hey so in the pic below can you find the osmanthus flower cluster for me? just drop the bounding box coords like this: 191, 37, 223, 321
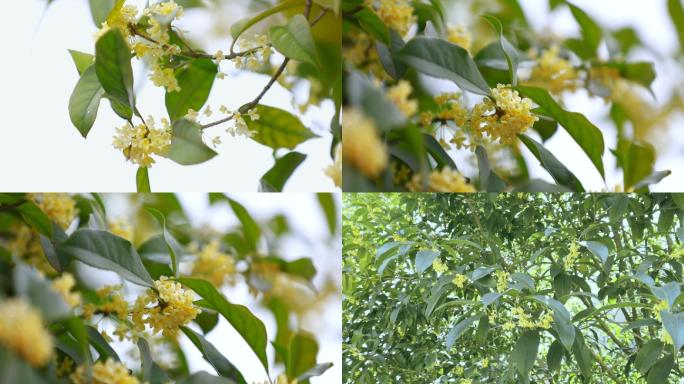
0, 192, 337, 383
343, 193, 684, 383
342, 0, 680, 192
67, 0, 342, 191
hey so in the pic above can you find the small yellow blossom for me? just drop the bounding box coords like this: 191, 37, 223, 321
662, 330, 674, 345
386, 80, 418, 117
342, 108, 388, 179
52, 273, 81, 308
653, 300, 669, 321
34, 193, 77, 229
0, 299, 53, 367
406, 167, 475, 192
471, 84, 538, 144
452, 274, 468, 288
371, 0, 415, 36
536, 312, 554, 329
482, 357, 489, 368
191, 240, 237, 287
453, 366, 464, 375
432, 258, 448, 274
112, 116, 172, 167
227, 112, 255, 138
495, 270, 509, 292
668, 244, 684, 260
447, 24, 472, 52
211, 136, 222, 147
214, 50, 225, 63
71, 358, 139, 384
502, 321, 515, 331
324, 143, 342, 187
149, 65, 180, 92
108, 216, 133, 241
460, 379, 473, 384
132, 276, 200, 338
564, 242, 580, 270
83, 285, 129, 320
528, 46, 579, 94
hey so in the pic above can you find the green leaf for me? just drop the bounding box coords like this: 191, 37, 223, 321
316, 193, 337, 235
181, 326, 246, 384
269, 14, 320, 67
424, 134, 458, 170
475, 146, 507, 192
415, 249, 439, 273
178, 278, 269, 372
138, 338, 170, 384
68, 50, 95, 75
446, 315, 479, 349
482, 15, 520, 85
345, 70, 406, 131
167, 119, 217, 165
145, 208, 182, 277
95, 28, 135, 110
297, 362, 334, 381
396, 37, 491, 96
283, 258, 317, 280
86, 325, 120, 361
227, 198, 261, 251
634, 339, 663, 375
230, 0, 301, 40
194, 310, 219, 334
661, 311, 684, 352
179, 372, 235, 384
18, 201, 52, 238
244, 105, 316, 149
652, 282, 681, 309
647, 354, 674, 384
57, 229, 154, 287
88, 0, 117, 26
165, 59, 218, 122
353, 7, 390, 44
518, 134, 585, 191
516, 86, 605, 178
69, 65, 105, 138
286, 332, 318, 380
572, 330, 593, 379
13, 263, 72, 321
547, 340, 564, 372
566, 2, 602, 57
512, 330, 540, 379
481, 292, 502, 306
137, 167, 151, 192
668, 0, 684, 52
532, 295, 571, 322
260, 152, 306, 192
579, 240, 608, 263
618, 140, 656, 190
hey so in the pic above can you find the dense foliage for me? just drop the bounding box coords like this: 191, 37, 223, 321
0, 192, 338, 383
343, 193, 684, 383
341, 0, 683, 192
66, 0, 342, 191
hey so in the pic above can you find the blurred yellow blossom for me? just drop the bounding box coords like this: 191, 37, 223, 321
387, 80, 418, 117
370, 0, 415, 36
343, 108, 388, 179
0, 298, 53, 367
447, 24, 472, 51
108, 216, 133, 241
324, 143, 342, 187
34, 193, 77, 229
71, 358, 139, 384
406, 167, 475, 192
528, 46, 579, 94
191, 240, 237, 287
52, 273, 81, 308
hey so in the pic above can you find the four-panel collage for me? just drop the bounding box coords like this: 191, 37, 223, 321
1, 0, 684, 383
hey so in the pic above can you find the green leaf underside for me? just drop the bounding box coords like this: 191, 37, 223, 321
244, 105, 316, 149
69, 65, 105, 138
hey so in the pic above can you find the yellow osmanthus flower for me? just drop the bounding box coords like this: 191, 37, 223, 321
452, 274, 468, 288
108, 216, 133, 241
502, 321, 515, 331
528, 46, 579, 94
653, 300, 669, 321
71, 358, 139, 384
460, 379, 473, 384
406, 167, 475, 192
342, 108, 388, 179
369, 0, 415, 36
669, 244, 684, 260
93, 4, 138, 41
536, 312, 554, 329
494, 270, 509, 292
6, 225, 55, 275
324, 143, 342, 187
386, 80, 418, 117
83, 285, 129, 320
432, 258, 448, 274
662, 330, 674, 345
565, 242, 580, 270
482, 357, 489, 368
447, 24, 472, 52
0, 298, 53, 367
191, 240, 237, 287
149, 65, 180, 92
34, 193, 78, 229
453, 366, 464, 375
52, 273, 81, 308
471, 85, 538, 145
112, 116, 172, 167
132, 276, 200, 338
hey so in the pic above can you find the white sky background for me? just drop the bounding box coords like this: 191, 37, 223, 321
77, 193, 342, 383
0, 0, 336, 192
445, 0, 684, 191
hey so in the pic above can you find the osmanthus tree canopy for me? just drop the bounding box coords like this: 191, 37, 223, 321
343, 193, 684, 383
341, 0, 682, 192
65, 0, 342, 191
0, 192, 338, 383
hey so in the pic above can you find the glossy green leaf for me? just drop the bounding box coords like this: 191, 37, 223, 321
482, 15, 520, 84
95, 28, 134, 110
396, 37, 491, 96
18, 201, 52, 238
166, 59, 217, 122
446, 315, 479, 349
260, 152, 306, 192
244, 105, 316, 149
145, 207, 182, 277
353, 7, 390, 44
316, 193, 337, 235
68, 49, 95, 75
647, 354, 674, 384
179, 278, 269, 372
227, 197, 260, 251
269, 14, 320, 67
181, 326, 246, 384
86, 325, 120, 361
579, 240, 608, 263
167, 119, 217, 165
572, 330, 593, 379
619, 140, 656, 190
286, 332, 318, 380
57, 229, 154, 287
415, 249, 439, 273
516, 86, 605, 178
513, 330, 540, 379
635, 339, 663, 375
566, 2, 602, 57
518, 134, 585, 191
69, 65, 104, 138
136, 166, 151, 192
230, 0, 301, 40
